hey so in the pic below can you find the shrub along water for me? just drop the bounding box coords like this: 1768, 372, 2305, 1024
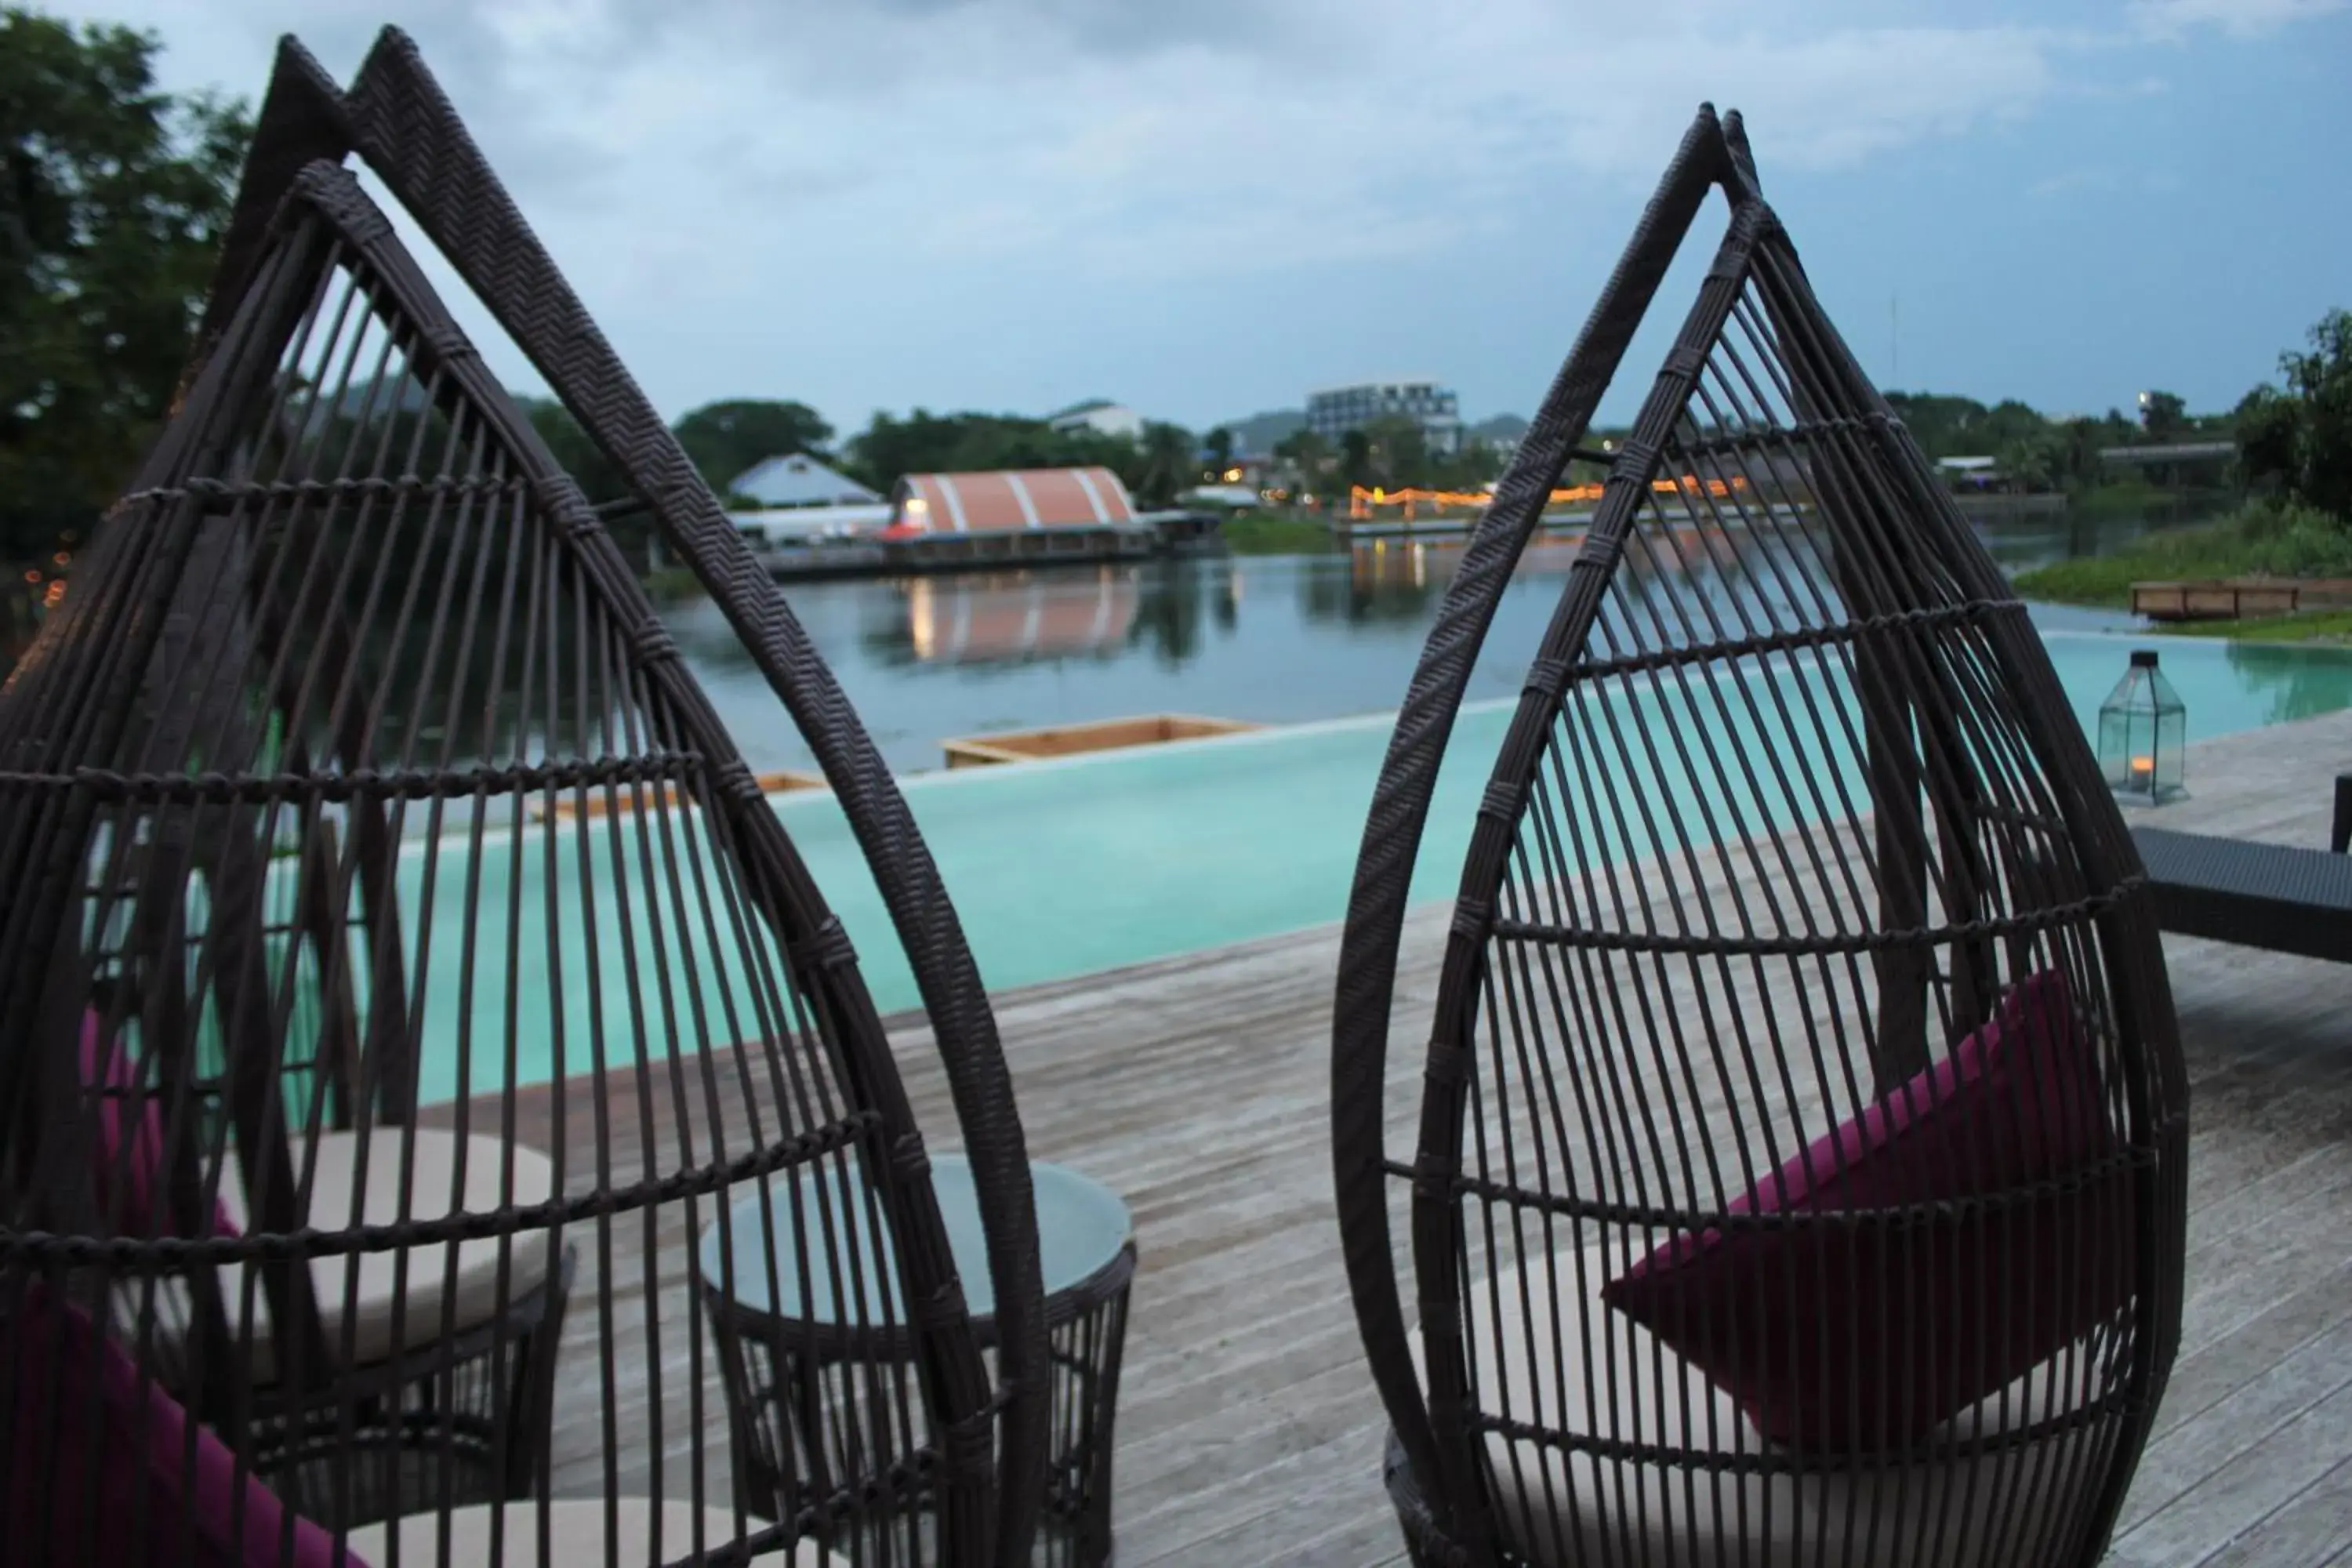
2013, 500, 2352, 608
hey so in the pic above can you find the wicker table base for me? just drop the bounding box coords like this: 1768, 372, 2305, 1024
701, 1156, 1134, 1566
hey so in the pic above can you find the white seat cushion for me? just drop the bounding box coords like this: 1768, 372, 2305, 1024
344, 1499, 799, 1566
1414, 1250, 2097, 1568
203, 1127, 557, 1381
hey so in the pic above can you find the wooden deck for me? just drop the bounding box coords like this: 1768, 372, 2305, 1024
457, 703, 2352, 1566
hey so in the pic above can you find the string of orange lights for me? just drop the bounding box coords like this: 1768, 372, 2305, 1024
1345, 475, 1749, 518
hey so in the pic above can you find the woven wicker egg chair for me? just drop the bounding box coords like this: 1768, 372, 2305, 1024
1329, 108, 2188, 1568
0, 30, 1047, 1567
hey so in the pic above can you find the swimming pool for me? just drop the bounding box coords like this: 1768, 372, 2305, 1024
396, 628, 2352, 1102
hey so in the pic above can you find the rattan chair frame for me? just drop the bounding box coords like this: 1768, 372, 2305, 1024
0, 27, 1048, 1566
1330, 107, 2188, 1567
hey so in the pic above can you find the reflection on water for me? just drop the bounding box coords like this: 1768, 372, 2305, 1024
2224, 641, 2352, 726
867, 570, 1141, 667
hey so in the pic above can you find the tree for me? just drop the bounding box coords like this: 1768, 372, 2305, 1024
1272, 428, 1332, 501
2139, 390, 2187, 440
1362, 415, 1430, 488
2235, 385, 2300, 496
1442, 439, 1504, 489
1338, 429, 1374, 492
1980, 399, 2049, 451
2280, 310, 2352, 521
1995, 429, 2063, 493
0, 9, 252, 562
1202, 426, 1234, 473
2055, 418, 2106, 491
1882, 392, 1993, 459
841, 408, 1145, 494
2236, 310, 2352, 521
1133, 420, 1197, 506
1272, 427, 1327, 467
670, 398, 833, 494
519, 397, 628, 506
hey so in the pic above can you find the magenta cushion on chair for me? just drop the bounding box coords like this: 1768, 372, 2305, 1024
3, 1283, 364, 1566
1600, 968, 2136, 1452
81, 1010, 239, 1239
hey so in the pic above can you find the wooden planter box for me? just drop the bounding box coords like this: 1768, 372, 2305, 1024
534, 769, 826, 821
941, 713, 1261, 769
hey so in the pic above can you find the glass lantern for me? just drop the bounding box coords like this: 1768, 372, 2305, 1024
2099, 648, 2187, 805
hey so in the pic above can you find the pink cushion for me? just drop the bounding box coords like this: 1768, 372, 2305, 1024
81, 1011, 238, 1239
2, 1283, 364, 1566
1601, 969, 2136, 1452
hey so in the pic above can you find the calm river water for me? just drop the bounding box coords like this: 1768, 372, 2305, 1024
669, 509, 2189, 776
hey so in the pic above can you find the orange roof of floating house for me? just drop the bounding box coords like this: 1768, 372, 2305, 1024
885, 467, 1138, 537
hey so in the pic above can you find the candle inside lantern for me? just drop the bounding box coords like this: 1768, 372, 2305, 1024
2129, 753, 2154, 789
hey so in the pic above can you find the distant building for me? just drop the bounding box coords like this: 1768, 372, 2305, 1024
884, 467, 1139, 537
1305, 379, 1463, 456
1179, 484, 1262, 512
1047, 399, 1146, 442
728, 452, 880, 508
1937, 454, 2004, 491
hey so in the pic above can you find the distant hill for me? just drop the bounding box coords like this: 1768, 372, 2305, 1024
1213, 408, 1306, 456
1469, 413, 1529, 448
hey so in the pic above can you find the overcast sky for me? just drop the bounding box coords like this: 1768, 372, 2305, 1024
54, 0, 2352, 437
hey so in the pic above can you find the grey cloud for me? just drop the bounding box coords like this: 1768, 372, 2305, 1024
514, 0, 1323, 67
203, 3, 622, 209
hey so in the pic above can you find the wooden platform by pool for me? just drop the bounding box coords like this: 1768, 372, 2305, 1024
940, 713, 1261, 769
2132, 577, 2352, 622
532, 769, 827, 821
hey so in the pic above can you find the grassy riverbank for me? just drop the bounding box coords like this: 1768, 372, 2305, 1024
1218, 510, 1340, 554
2013, 501, 2352, 608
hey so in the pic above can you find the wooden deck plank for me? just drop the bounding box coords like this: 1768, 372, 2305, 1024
2194, 1453, 2352, 1567
431, 702, 2352, 1563
2109, 1381, 2352, 1567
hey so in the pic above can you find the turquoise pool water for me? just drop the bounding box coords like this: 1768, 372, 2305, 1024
396, 630, 2352, 1102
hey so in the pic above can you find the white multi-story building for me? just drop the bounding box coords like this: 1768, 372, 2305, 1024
1047, 399, 1147, 442
1305, 379, 1463, 456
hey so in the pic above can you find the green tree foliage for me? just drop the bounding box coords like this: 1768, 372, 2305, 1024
2235, 385, 2299, 495
2139, 390, 2187, 439
1202, 426, 1234, 470
841, 408, 1198, 507
2236, 309, 2352, 523
1283, 415, 1501, 495
519, 397, 628, 506
1882, 390, 2138, 466
1995, 428, 2063, 492
0, 7, 251, 560
1271, 427, 1328, 471
1269, 427, 1333, 506
1361, 414, 1428, 488
670, 397, 833, 493
844, 409, 1143, 489
1133, 421, 1196, 506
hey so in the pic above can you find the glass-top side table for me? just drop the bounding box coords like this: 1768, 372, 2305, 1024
699, 1153, 1134, 1566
